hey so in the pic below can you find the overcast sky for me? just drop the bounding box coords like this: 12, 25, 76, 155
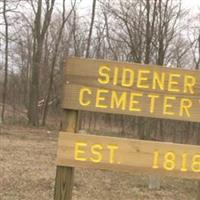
73, 0, 200, 30
76, 0, 200, 13
182, 0, 200, 9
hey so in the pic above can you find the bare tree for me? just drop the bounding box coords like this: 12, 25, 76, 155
191, 31, 200, 70
1, 0, 9, 123
144, 0, 157, 64
155, 0, 183, 65
85, 0, 97, 58
28, 0, 55, 126
42, 0, 76, 126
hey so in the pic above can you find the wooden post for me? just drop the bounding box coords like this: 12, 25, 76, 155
196, 124, 200, 200
54, 109, 78, 200
197, 181, 200, 200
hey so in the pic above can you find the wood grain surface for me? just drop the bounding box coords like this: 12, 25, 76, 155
57, 132, 200, 180
62, 57, 200, 122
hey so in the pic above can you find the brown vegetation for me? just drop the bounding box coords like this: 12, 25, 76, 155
0, 125, 198, 200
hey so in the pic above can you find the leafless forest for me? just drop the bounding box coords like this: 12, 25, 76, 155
0, 0, 200, 199
0, 0, 200, 128
0, 0, 199, 135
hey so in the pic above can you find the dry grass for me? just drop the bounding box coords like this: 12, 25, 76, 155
0, 125, 198, 200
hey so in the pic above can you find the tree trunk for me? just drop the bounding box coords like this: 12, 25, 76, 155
28, 0, 55, 126
28, 42, 42, 126
85, 0, 96, 58
144, 0, 151, 64
42, 0, 75, 126
83, 0, 97, 131
1, 0, 9, 123
28, 0, 42, 126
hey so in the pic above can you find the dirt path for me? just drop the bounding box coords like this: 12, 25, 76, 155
0, 126, 198, 200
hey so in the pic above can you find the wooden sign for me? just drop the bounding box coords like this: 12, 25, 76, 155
62, 57, 200, 122
57, 132, 200, 179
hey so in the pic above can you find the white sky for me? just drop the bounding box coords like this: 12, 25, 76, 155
182, 0, 200, 10
77, 0, 200, 13
74, 0, 200, 29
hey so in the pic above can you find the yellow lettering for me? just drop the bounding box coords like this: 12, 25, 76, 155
152, 72, 165, 91
121, 68, 134, 87
137, 70, 150, 89
168, 74, 181, 92
111, 91, 127, 110
113, 67, 119, 85
184, 75, 196, 94
129, 93, 142, 112
180, 153, 188, 172
98, 66, 110, 84
90, 144, 103, 163
79, 88, 92, 106
163, 96, 176, 115
179, 98, 192, 117
96, 89, 109, 108
107, 144, 119, 164
74, 142, 87, 161
163, 152, 176, 171
152, 150, 160, 169
191, 154, 200, 172
148, 94, 159, 113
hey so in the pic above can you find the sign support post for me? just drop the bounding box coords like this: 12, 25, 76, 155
54, 109, 78, 200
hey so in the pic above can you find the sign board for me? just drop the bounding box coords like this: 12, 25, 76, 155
57, 132, 200, 179
55, 57, 200, 200
62, 57, 200, 122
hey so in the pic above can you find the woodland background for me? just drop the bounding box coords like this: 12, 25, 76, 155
0, 0, 200, 199
0, 0, 199, 143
